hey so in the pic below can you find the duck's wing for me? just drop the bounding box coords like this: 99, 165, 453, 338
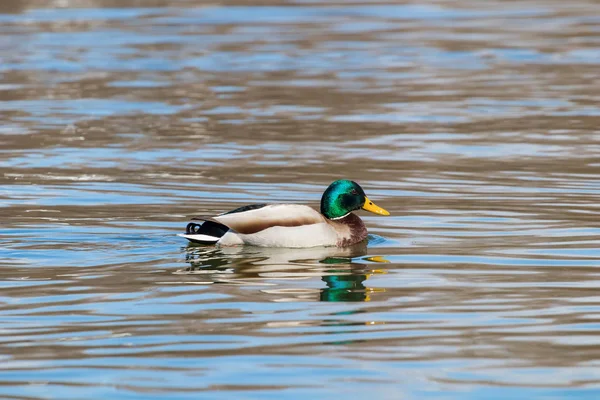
212, 204, 326, 235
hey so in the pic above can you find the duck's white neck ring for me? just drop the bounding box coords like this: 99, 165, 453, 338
329, 212, 351, 220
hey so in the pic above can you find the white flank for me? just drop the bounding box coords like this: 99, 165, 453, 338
216, 231, 244, 246
237, 222, 339, 248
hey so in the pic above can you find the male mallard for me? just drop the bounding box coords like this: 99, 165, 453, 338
179, 179, 389, 248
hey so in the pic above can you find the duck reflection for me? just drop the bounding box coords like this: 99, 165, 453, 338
180, 242, 387, 302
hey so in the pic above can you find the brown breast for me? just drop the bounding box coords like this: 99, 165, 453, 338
328, 213, 368, 247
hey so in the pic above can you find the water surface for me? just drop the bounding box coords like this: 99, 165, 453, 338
2, 0, 600, 398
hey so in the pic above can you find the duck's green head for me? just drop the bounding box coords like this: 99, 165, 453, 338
320, 180, 390, 220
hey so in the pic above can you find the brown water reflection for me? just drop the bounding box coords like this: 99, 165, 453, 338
1, 0, 600, 398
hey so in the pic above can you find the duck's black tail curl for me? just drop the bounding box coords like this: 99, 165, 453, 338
184, 220, 229, 245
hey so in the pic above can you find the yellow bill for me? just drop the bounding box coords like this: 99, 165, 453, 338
362, 197, 390, 216
364, 257, 390, 264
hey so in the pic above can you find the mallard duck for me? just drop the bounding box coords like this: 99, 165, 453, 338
179, 179, 389, 248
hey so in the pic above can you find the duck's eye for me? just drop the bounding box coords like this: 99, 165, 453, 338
351, 189, 358, 195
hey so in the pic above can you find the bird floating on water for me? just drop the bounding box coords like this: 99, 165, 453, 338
179, 179, 389, 248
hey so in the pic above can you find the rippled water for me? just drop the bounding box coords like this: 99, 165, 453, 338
2, 0, 600, 398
